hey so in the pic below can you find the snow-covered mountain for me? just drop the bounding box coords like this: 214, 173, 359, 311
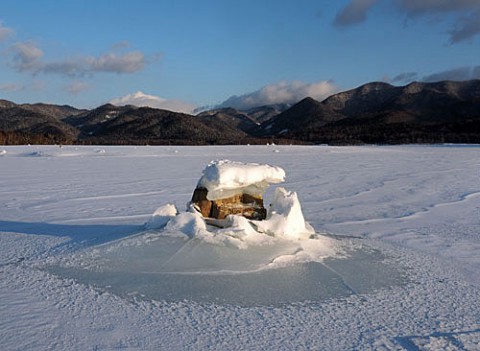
255, 80, 480, 144
1, 79, 480, 145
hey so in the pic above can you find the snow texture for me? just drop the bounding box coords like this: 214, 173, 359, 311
1, 144, 479, 350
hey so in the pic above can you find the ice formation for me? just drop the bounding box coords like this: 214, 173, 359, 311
146, 160, 314, 244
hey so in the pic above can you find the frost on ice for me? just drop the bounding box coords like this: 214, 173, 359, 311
146, 160, 315, 243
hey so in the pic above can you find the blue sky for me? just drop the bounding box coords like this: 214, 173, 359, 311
1, 0, 479, 112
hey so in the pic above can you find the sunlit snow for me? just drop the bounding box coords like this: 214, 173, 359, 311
1, 144, 479, 350
197, 159, 285, 199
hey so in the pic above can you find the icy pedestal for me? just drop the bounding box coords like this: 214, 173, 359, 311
48, 234, 406, 306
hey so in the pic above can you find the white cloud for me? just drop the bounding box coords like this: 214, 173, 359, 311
42, 51, 146, 76
110, 91, 197, 114
11, 41, 43, 72
9, 41, 147, 76
87, 51, 146, 74
0, 22, 14, 41
218, 80, 338, 110
43, 59, 87, 77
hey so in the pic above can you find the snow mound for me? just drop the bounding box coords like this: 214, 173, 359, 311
252, 187, 314, 239
197, 160, 285, 199
146, 161, 316, 247
166, 212, 208, 238
144, 204, 178, 229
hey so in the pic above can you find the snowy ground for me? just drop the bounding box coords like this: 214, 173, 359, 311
1, 144, 479, 350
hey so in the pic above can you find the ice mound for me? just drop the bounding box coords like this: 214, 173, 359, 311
198, 160, 285, 200
146, 160, 315, 246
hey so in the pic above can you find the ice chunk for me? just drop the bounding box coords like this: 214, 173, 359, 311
252, 187, 314, 240
197, 160, 285, 200
144, 204, 178, 229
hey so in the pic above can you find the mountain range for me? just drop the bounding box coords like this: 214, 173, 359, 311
1, 80, 480, 145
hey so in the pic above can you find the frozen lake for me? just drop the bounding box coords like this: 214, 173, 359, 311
48, 234, 406, 306
1, 144, 479, 350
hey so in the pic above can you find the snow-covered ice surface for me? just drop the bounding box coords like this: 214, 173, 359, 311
1, 144, 479, 350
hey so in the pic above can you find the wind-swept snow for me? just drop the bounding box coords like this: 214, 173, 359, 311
0, 144, 479, 350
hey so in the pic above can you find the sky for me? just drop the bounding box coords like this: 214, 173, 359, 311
1, 0, 479, 113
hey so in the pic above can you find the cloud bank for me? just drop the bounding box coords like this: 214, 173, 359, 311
422, 66, 480, 82
391, 72, 418, 83
334, 0, 480, 43
11, 41, 44, 72
9, 41, 147, 77
389, 66, 480, 84
218, 80, 338, 110
110, 91, 197, 114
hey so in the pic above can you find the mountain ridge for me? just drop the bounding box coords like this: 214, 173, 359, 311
1, 79, 480, 145
260, 79, 480, 144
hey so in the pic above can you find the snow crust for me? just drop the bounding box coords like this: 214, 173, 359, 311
197, 159, 285, 199
1, 144, 480, 350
